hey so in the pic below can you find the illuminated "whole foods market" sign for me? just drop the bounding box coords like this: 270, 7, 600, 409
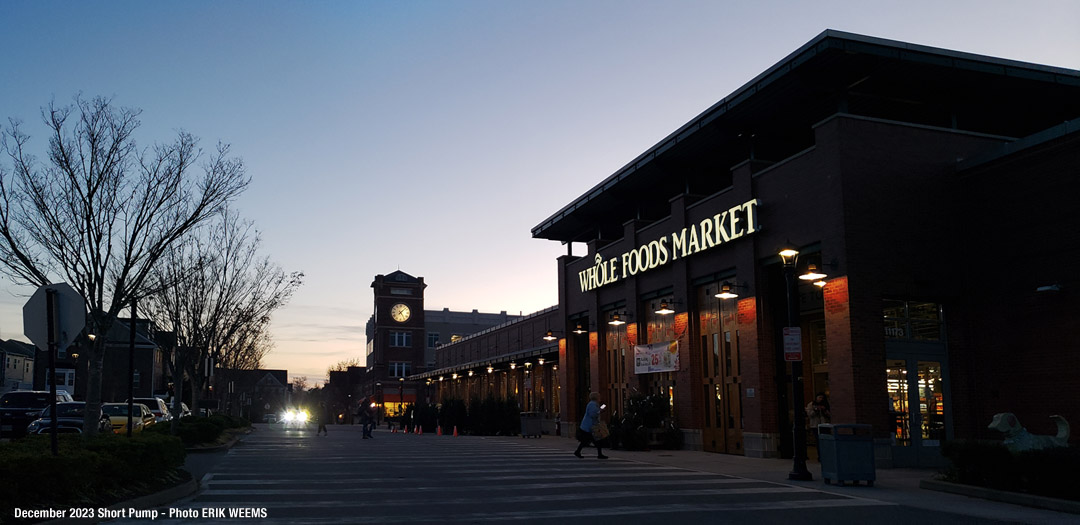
578, 198, 760, 293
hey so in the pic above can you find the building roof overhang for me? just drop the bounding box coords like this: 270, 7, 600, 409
531, 29, 1080, 244
411, 342, 559, 381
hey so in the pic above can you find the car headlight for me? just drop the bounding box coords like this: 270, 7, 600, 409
282, 411, 294, 422
299, 410, 309, 423
27, 422, 40, 432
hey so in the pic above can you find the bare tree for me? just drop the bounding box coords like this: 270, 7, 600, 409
143, 208, 302, 424
326, 356, 363, 379
0, 95, 249, 435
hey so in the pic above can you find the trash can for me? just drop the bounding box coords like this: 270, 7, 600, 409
520, 412, 542, 438
818, 424, 875, 486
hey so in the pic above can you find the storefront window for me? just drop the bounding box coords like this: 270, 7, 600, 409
883, 300, 943, 341
642, 296, 676, 415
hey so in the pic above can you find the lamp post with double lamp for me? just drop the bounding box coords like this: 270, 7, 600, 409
398, 377, 404, 416
779, 245, 813, 481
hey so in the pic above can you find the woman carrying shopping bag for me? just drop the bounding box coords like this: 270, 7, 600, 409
574, 392, 608, 459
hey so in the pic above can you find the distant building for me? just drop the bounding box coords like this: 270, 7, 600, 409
212, 368, 290, 422
350, 270, 520, 416
35, 317, 165, 401
1, 339, 36, 391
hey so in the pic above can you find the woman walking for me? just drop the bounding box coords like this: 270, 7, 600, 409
574, 392, 608, 459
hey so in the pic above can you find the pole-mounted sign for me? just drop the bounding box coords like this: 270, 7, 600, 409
23, 283, 86, 456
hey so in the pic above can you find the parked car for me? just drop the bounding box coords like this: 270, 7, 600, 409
0, 390, 75, 438
102, 403, 156, 434
25, 402, 112, 435
130, 397, 172, 423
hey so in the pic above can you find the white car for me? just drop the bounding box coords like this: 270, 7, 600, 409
130, 397, 173, 423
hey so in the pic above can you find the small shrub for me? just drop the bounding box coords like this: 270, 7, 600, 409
942, 439, 1080, 501
941, 439, 1020, 491
1017, 447, 1080, 501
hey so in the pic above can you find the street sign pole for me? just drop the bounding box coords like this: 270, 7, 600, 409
23, 283, 86, 443
46, 289, 58, 456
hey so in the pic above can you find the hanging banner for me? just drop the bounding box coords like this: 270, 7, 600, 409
634, 341, 680, 374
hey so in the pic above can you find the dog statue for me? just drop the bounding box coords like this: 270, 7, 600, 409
988, 413, 1070, 452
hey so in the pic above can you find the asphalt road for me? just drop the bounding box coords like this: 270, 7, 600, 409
114, 424, 1018, 524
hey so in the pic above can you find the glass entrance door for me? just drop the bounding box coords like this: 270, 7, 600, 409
698, 284, 743, 454
886, 356, 950, 467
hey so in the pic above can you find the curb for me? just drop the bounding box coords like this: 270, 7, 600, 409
920, 479, 1080, 515
184, 427, 252, 453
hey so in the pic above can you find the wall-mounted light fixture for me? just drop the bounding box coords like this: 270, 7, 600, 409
572, 323, 586, 334
655, 301, 676, 315
608, 312, 629, 326
452, 373, 458, 380
538, 357, 545, 366
467, 370, 474, 377
800, 263, 828, 281
715, 281, 741, 299
543, 330, 557, 341
509, 362, 517, 370
487, 365, 494, 374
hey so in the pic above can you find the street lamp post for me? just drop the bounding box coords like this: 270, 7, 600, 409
398, 377, 404, 416
375, 382, 382, 426
780, 246, 813, 481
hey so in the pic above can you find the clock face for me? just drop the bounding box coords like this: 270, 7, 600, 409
390, 303, 411, 323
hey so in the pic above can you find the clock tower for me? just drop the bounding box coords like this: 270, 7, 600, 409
368, 271, 426, 393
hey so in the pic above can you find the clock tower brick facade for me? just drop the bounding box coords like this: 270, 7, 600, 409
368, 271, 427, 392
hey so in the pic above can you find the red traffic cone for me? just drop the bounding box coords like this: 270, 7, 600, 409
453, 426, 458, 437
418, 426, 423, 435
437, 425, 443, 436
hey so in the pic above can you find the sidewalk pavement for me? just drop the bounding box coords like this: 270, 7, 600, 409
496, 434, 1079, 525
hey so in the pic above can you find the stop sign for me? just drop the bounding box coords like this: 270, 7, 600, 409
23, 283, 87, 351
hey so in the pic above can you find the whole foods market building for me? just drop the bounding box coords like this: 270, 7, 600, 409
533, 30, 1080, 467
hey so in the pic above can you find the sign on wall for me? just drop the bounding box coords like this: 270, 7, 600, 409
578, 198, 761, 293
634, 341, 680, 374
783, 327, 802, 362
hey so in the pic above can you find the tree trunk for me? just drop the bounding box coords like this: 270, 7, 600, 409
168, 348, 184, 434
82, 340, 106, 437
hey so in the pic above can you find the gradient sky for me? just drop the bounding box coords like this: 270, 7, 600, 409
2, 1, 1078, 384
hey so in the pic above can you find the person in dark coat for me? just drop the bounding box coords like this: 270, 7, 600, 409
358, 397, 375, 439
316, 402, 329, 436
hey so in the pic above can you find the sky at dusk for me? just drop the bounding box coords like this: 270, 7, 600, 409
2, 1, 1078, 384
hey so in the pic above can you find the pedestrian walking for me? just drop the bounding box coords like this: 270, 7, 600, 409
806, 392, 831, 458
316, 402, 329, 436
359, 398, 375, 439
574, 392, 608, 459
